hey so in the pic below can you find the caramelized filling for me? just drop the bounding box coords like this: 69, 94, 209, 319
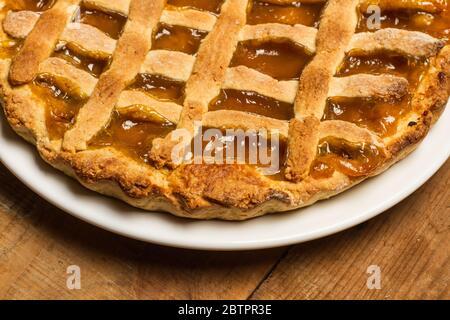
167, 0, 224, 14
78, 7, 127, 40
338, 54, 429, 93
230, 40, 312, 80
129, 74, 185, 104
334, 54, 429, 136
90, 111, 175, 163
0, 40, 22, 59
5, 0, 55, 11
52, 45, 109, 78
337, 54, 428, 89
311, 137, 385, 179
209, 89, 294, 120
32, 78, 84, 141
323, 97, 411, 137
152, 23, 208, 55
348, 4, 450, 140
190, 128, 287, 176
116, 105, 173, 124
357, 8, 450, 41
247, 0, 323, 27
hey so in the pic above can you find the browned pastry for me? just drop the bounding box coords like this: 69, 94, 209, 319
0, 0, 449, 220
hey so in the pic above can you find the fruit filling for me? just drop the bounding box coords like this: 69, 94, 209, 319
230, 40, 312, 80
0, 1, 54, 56
128, 74, 185, 104
52, 7, 127, 77
5, 0, 55, 11
77, 6, 127, 40
189, 128, 287, 176
335, 0, 442, 137
166, 0, 224, 14
32, 78, 84, 141
311, 137, 385, 179
52, 45, 109, 78
247, 0, 324, 27
332, 54, 430, 136
357, 4, 450, 41
152, 23, 208, 55
323, 97, 411, 137
90, 111, 175, 163
209, 89, 294, 120
337, 54, 428, 89
0, 40, 22, 59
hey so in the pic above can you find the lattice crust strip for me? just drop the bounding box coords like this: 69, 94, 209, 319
1, 0, 217, 135
151, 0, 251, 166
143, 0, 443, 177
161, 8, 217, 31
4, 13, 199, 80
63, 0, 166, 152
9, 0, 81, 85
284, 0, 447, 182
83, 0, 131, 16
1, 0, 448, 187
349, 29, 444, 57
239, 23, 317, 53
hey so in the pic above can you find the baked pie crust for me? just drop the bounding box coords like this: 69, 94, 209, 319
0, 0, 449, 220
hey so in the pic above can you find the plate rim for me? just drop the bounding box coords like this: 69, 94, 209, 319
1, 107, 449, 251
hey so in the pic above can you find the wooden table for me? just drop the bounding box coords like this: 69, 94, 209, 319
0, 160, 448, 300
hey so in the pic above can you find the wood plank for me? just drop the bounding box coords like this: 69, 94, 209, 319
251, 160, 450, 300
0, 159, 448, 299
0, 163, 286, 299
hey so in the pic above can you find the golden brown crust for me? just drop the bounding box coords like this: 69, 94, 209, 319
161, 7, 217, 31
3, 11, 39, 39
224, 66, 298, 103
349, 29, 445, 58
328, 74, 409, 100
63, 0, 166, 152
0, 0, 449, 221
285, 117, 320, 182
239, 23, 317, 53
150, 0, 250, 168
9, 0, 80, 85
39, 57, 97, 98
142, 50, 195, 81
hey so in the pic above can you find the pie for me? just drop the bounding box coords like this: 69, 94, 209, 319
0, 0, 449, 220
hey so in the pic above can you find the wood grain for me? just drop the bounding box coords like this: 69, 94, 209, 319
0, 160, 448, 300
251, 160, 450, 300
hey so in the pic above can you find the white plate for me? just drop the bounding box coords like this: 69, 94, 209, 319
1, 107, 449, 251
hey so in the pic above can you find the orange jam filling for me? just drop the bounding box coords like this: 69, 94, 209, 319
357, 6, 450, 41
323, 97, 411, 137
152, 23, 208, 55
191, 128, 287, 176
311, 137, 385, 179
337, 54, 428, 89
209, 89, 294, 120
5, 0, 55, 11
333, 54, 430, 137
129, 74, 185, 104
0, 40, 22, 59
52, 45, 109, 77
167, 0, 224, 14
32, 78, 84, 141
78, 6, 127, 40
230, 40, 312, 80
90, 111, 175, 163
247, 0, 324, 27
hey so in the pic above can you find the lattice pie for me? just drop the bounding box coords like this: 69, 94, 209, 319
0, 0, 449, 220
